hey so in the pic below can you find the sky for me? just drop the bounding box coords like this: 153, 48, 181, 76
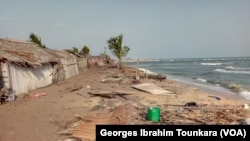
0, 0, 250, 59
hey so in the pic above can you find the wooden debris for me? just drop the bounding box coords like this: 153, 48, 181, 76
58, 104, 145, 141
161, 104, 247, 125
148, 73, 166, 81
68, 86, 83, 92
132, 83, 174, 95
58, 103, 248, 140
208, 95, 221, 100
101, 77, 123, 83
59, 113, 113, 141
88, 91, 132, 100
184, 102, 197, 107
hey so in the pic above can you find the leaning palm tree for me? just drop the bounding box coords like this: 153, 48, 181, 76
29, 33, 46, 48
107, 34, 130, 69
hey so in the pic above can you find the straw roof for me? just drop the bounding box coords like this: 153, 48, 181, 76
0, 38, 73, 68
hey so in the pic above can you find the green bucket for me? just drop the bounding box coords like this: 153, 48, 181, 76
147, 107, 160, 122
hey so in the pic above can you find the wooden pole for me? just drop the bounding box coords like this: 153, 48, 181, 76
136, 59, 139, 80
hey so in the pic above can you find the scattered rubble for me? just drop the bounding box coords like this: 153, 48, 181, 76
58, 102, 249, 140
58, 104, 145, 141
161, 103, 248, 125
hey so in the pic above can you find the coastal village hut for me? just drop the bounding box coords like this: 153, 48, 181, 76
0, 38, 79, 96
87, 55, 110, 67
45, 49, 79, 82
66, 51, 88, 71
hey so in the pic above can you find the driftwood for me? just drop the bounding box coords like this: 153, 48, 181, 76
148, 73, 166, 81
88, 91, 132, 100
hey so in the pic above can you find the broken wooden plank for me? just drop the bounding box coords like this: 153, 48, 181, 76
101, 78, 123, 83
68, 86, 83, 92
148, 73, 166, 81
132, 83, 175, 95
88, 91, 132, 100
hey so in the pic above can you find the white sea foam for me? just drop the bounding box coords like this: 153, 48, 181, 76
138, 68, 157, 75
214, 69, 250, 74
215, 84, 220, 87
203, 58, 218, 61
237, 58, 250, 60
239, 91, 250, 100
225, 66, 235, 70
201, 63, 222, 66
225, 66, 250, 70
196, 78, 207, 82
203, 58, 229, 61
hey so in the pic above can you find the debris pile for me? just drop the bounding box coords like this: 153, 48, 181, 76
0, 87, 16, 104
58, 104, 146, 141
160, 103, 248, 125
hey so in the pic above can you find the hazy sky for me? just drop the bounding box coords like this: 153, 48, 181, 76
1, 0, 250, 59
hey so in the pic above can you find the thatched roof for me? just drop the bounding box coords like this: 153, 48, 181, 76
0, 38, 75, 68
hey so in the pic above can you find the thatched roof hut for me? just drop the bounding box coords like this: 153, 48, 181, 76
0, 38, 79, 96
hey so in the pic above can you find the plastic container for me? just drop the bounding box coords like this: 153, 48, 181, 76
147, 107, 160, 122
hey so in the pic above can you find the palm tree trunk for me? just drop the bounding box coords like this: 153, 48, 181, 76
118, 58, 122, 69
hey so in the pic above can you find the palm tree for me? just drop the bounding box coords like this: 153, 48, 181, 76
107, 34, 130, 69
29, 33, 46, 48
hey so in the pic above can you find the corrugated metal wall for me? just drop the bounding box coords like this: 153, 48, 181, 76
0, 62, 10, 89
51, 64, 65, 82
60, 57, 79, 79
9, 64, 53, 95
77, 58, 88, 69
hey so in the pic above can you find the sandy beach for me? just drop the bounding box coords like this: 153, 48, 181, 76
0, 65, 249, 141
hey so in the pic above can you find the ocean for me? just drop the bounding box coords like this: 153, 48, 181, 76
124, 57, 250, 101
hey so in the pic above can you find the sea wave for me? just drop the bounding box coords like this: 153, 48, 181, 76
214, 69, 250, 74
203, 58, 231, 61
237, 57, 250, 60
193, 78, 207, 82
203, 58, 218, 61
225, 66, 250, 70
137, 64, 152, 67
201, 63, 222, 66
138, 68, 157, 75
239, 91, 250, 100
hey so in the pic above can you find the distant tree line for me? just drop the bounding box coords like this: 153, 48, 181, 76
28, 32, 130, 69
66, 45, 90, 57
